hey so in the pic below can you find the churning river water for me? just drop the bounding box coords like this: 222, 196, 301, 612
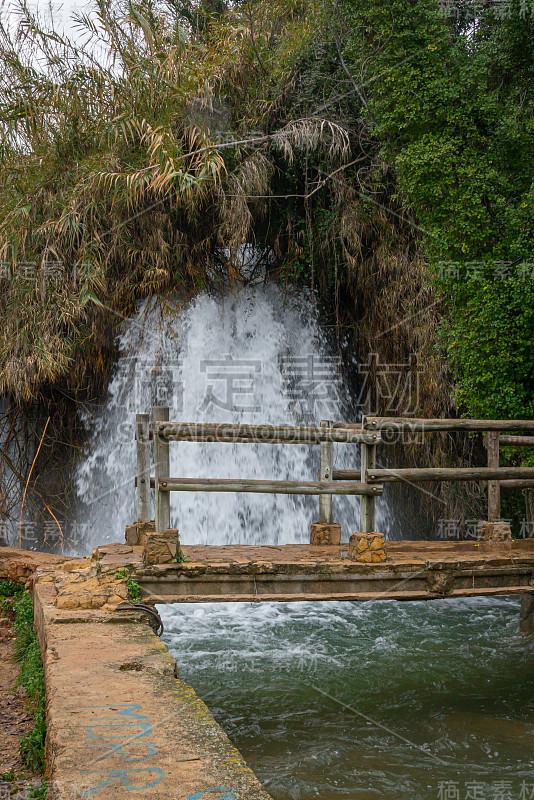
75, 285, 534, 800
160, 597, 534, 800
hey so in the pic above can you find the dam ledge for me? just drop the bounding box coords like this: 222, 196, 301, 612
106, 538, 534, 604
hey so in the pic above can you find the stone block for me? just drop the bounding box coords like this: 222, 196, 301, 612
310, 522, 341, 546
477, 520, 512, 542
348, 532, 387, 563
125, 524, 140, 546
427, 570, 454, 596
520, 592, 534, 635
520, 615, 534, 636
143, 529, 180, 566
521, 592, 534, 620
53, 570, 131, 610
126, 520, 156, 546
139, 521, 156, 545
61, 557, 91, 572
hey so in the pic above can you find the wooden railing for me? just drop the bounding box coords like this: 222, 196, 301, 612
334, 417, 534, 528
136, 409, 382, 533
135, 410, 534, 535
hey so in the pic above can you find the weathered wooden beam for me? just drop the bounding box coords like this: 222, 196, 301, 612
136, 413, 150, 524
359, 441, 377, 533
501, 480, 534, 490
361, 416, 534, 432
153, 407, 170, 533
487, 431, 500, 522
319, 420, 334, 524
158, 478, 383, 496
499, 436, 534, 446
332, 467, 534, 482
152, 421, 381, 445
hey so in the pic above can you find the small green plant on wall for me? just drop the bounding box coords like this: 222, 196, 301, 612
114, 568, 140, 602
127, 576, 140, 602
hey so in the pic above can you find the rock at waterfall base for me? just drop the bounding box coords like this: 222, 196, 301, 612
310, 523, 341, 546
348, 532, 387, 562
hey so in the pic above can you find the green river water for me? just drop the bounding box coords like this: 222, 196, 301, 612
160, 597, 534, 800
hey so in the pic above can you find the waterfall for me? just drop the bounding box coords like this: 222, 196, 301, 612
75, 285, 383, 553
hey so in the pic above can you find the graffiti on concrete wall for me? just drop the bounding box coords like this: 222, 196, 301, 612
79, 702, 243, 800
81, 703, 165, 796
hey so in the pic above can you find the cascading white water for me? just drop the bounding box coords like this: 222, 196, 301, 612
75, 284, 384, 553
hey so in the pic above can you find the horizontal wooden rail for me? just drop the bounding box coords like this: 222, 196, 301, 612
140, 411, 534, 534
152, 422, 380, 445
501, 480, 534, 490
360, 416, 534, 432
332, 467, 534, 482
157, 478, 383, 496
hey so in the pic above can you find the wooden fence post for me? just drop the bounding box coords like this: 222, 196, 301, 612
487, 431, 501, 522
319, 420, 333, 524
136, 413, 150, 523
360, 440, 377, 533
153, 406, 170, 533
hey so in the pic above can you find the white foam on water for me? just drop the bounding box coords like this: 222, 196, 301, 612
75, 285, 383, 552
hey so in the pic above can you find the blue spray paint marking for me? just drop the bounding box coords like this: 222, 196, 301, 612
80, 768, 166, 796
83, 704, 242, 799
82, 704, 165, 795
86, 742, 157, 762
87, 704, 149, 719
85, 720, 153, 740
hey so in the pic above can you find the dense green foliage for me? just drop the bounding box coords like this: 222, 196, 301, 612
0, 579, 24, 598
13, 592, 46, 773
352, 0, 534, 420
444, 281, 534, 419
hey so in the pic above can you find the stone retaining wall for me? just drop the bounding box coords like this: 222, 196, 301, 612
31, 565, 273, 800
